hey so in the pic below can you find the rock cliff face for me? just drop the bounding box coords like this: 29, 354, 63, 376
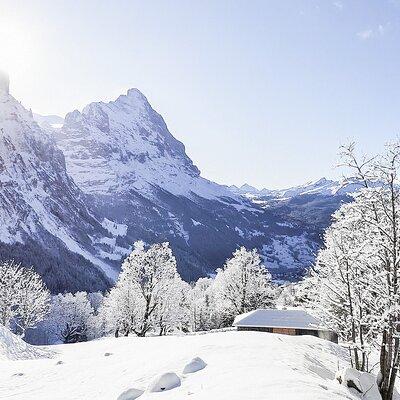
0, 87, 116, 292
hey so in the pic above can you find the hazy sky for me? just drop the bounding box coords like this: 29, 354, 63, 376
1, 0, 399, 189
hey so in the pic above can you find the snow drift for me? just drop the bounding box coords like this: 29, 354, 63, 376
0, 325, 53, 361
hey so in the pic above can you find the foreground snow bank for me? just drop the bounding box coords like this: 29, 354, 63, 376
0, 325, 53, 361
0, 330, 371, 399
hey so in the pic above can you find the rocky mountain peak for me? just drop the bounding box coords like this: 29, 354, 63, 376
57, 88, 204, 196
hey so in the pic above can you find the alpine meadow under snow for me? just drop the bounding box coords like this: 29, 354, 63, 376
0, 328, 381, 400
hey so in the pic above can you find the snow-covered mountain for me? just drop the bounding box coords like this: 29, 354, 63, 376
230, 177, 360, 198
0, 77, 118, 292
55, 88, 234, 201
53, 89, 273, 281
53, 88, 352, 283
0, 79, 354, 290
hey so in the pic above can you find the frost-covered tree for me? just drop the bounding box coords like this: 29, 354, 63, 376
190, 277, 215, 331
0, 261, 50, 338
308, 142, 400, 400
152, 277, 191, 335
275, 281, 316, 309
101, 277, 145, 337
190, 277, 227, 331
48, 292, 95, 343
88, 292, 104, 314
213, 247, 275, 323
101, 242, 180, 337
305, 200, 375, 371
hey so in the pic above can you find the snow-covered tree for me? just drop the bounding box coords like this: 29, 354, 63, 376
101, 241, 181, 337
100, 277, 145, 337
213, 247, 276, 323
0, 261, 50, 338
152, 277, 192, 335
48, 292, 95, 343
190, 277, 227, 331
190, 277, 214, 331
305, 200, 376, 371
308, 141, 400, 400
275, 280, 316, 309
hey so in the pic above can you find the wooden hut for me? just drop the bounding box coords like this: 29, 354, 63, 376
233, 309, 338, 343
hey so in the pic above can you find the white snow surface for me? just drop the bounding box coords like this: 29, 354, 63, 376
0, 325, 53, 361
0, 330, 371, 399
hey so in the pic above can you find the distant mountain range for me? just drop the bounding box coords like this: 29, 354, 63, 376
0, 76, 356, 292
229, 177, 361, 198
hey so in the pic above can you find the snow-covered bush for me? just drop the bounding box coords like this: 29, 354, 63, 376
212, 247, 276, 323
47, 292, 96, 343
182, 356, 207, 374
0, 261, 50, 338
147, 372, 181, 392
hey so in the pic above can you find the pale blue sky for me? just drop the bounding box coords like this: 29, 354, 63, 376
1, 0, 399, 188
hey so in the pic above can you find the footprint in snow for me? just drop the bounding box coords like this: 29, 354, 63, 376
104, 352, 113, 357
56, 360, 64, 365
12, 372, 24, 377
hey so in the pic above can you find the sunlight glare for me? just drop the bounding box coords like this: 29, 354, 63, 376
0, 16, 38, 83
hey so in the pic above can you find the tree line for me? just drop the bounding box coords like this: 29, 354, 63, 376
0, 244, 276, 344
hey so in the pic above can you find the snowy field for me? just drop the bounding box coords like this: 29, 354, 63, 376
0, 328, 367, 400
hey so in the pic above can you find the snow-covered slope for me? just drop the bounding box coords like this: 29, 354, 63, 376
0, 84, 116, 292
0, 330, 365, 400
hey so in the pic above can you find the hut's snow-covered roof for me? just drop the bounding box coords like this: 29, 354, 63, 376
233, 309, 325, 331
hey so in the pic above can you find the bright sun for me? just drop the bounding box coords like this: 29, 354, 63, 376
0, 16, 38, 77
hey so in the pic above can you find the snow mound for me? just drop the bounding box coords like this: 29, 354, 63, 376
117, 388, 144, 400
147, 372, 181, 392
182, 357, 207, 374
0, 325, 53, 361
335, 368, 380, 400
